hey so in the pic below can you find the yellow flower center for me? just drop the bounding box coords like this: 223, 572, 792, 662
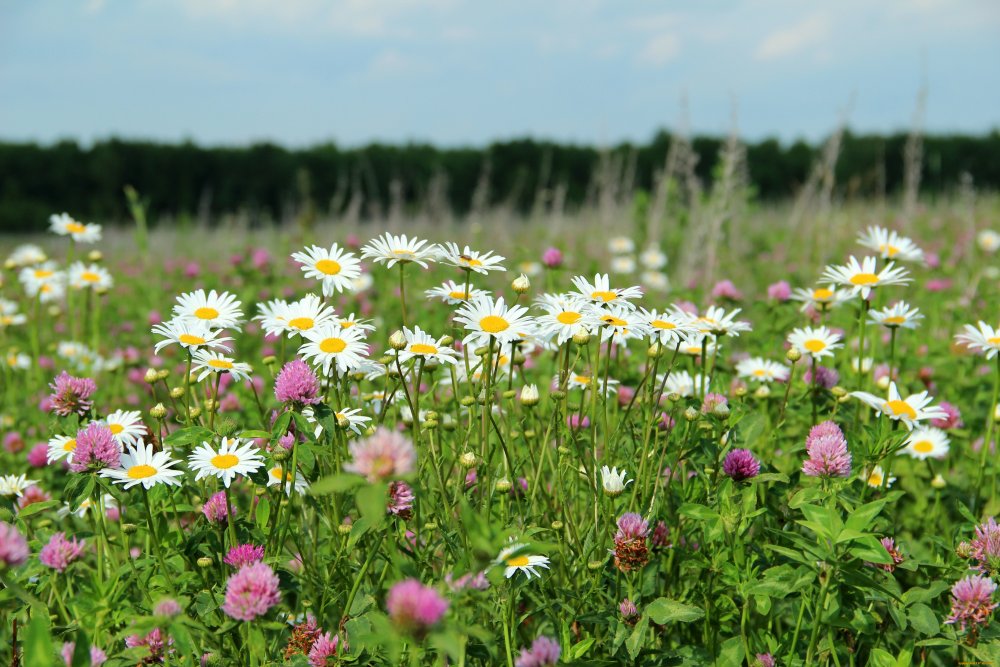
127, 465, 157, 479
34, 269, 53, 279
459, 257, 483, 267
879, 243, 899, 257
557, 311, 582, 325
287, 317, 314, 330
479, 315, 510, 334
179, 333, 206, 345
211, 454, 240, 469
208, 358, 234, 370
591, 290, 617, 302
392, 249, 414, 256
573, 374, 591, 385
884, 316, 905, 325
271, 466, 294, 482
602, 315, 627, 327
651, 319, 675, 329
813, 288, 834, 300
66, 222, 86, 234
340, 320, 356, 328
913, 440, 934, 454
885, 400, 917, 419
81, 271, 101, 283
506, 555, 530, 567
868, 473, 883, 486
849, 273, 879, 286
315, 259, 341, 275
988, 337, 1000, 346
320, 338, 347, 353
804, 339, 826, 353
109, 424, 124, 435
64, 439, 77, 452
448, 290, 469, 300
753, 369, 767, 377
195, 307, 219, 320
410, 343, 438, 355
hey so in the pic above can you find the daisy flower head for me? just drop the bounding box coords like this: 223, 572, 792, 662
902, 426, 950, 460
865, 465, 896, 489
173, 289, 243, 330
360, 232, 437, 269
49, 213, 101, 243
257, 294, 336, 339
596, 305, 650, 343
454, 295, 535, 349
534, 297, 601, 346
659, 370, 705, 398
571, 273, 643, 311
683, 305, 752, 338
298, 323, 369, 376
850, 382, 947, 431
821, 255, 911, 300
425, 279, 487, 305
869, 301, 923, 330
152, 318, 233, 355
640, 245, 667, 270
858, 226, 924, 263
497, 543, 550, 580
395, 326, 460, 366
68, 262, 113, 291
188, 437, 264, 488
642, 271, 670, 292
638, 308, 695, 346
600, 466, 633, 497
104, 409, 146, 447
0, 474, 37, 498
437, 242, 506, 274
562, 372, 619, 394
191, 349, 253, 383
736, 357, 791, 383
6, 244, 46, 268
610, 256, 636, 274
335, 312, 376, 333
100, 441, 184, 490
787, 326, 843, 360
267, 465, 309, 496
678, 334, 717, 358
291, 244, 362, 296
47, 434, 78, 464
608, 236, 635, 254
978, 230, 1000, 254
956, 321, 1000, 359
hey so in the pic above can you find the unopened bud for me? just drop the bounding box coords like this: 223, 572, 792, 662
170, 387, 184, 399
423, 419, 438, 430
684, 407, 699, 422
734, 386, 747, 398
389, 330, 407, 350
786, 348, 802, 363
712, 403, 730, 419
551, 520, 563, 530
520, 384, 540, 406
495, 478, 512, 493
754, 385, 771, 399
512, 273, 531, 294
87, 250, 103, 262
459, 452, 478, 468
272, 448, 290, 462
262, 355, 277, 366
188, 406, 201, 419
337, 523, 352, 535
157, 369, 170, 381
830, 386, 847, 398
144, 368, 159, 384
587, 560, 603, 571
423, 522, 438, 531
460, 396, 477, 408
197, 557, 214, 568
440, 335, 454, 347
47, 306, 62, 317
474, 346, 490, 357
502, 389, 517, 401
647, 343, 663, 358
667, 392, 681, 403
931, 473, 946, 489
150, 403, 167, 419
572, 331, 591, 346
122, 523, 138, 535
550, 389, 566, 401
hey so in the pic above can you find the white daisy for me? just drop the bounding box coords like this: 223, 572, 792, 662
597, 306, 650, 343
425, 280, 487, 305
678, 334, 717, 358
395, 326, 460, 366
152, 318, 233, 355
496, 544, 550, 580
978, 230, 1000, 254
659, 370, 705, 398
100, 441, 184, 490
638, 308, 694, 346
956, 321, 1000, 359
360, 233, 437, 269
641, 271, 670, 292
902, 427, 950, 460
57, 494, 118, 520
682, 305, 752, 338
191, 349, 253, 383
5, 352, 29, 370
352, 272, 374, 292
790, 285, 852, 313
865, 465, 896, 489
562, 372, 619, 394
869, 301, 923, 330
787, 326, 843, 360
68, 262, 113, 290
173, 289, 244, 330
850, 382, 948, 431
105, 410, 146, 447
454, 295, 535, 349
304, 406, 372, 436
736, 357, 791, 383
335, 312, 376, 334
267, 465, 309, 496
608, 236, 635, 254
257, 294, 336, 339
639, 246, 667, 270
534, 297, 601, 346
49, 213, 102, 243
571, 273, 643, 311
47, 435, 78, 464
600, 466, 633, 496
6, 244, 47, 268
188, 437, 264, 488
820, 256, 911, 300
0, 474, 37, 498
610, 256, 637, 274
437, 242, 506, 274
291, 244, 362, 296
857, 226, 924, 263
298, 323, 370, 376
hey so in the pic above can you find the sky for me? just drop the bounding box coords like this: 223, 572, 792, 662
1, 0, 998, 148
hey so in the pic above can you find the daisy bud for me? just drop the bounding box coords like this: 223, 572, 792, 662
364, 425, 377, 436
350, 371, 366, 382
197, 557, 214, 568
424, 358, 440, 371
524, 430, 536, 438
572, 331, 591, 346
459, 452, 477, 468
440, 335, 454, 347
734, 386, 747, 398
144, 368, 159, 384
502, 389, 517, 401
424, 522, 438, 531
47, 306, 62, 317
551, 520, 563, 530
122, 523, 138, 535
512, 273, 531, 293
830, 386, 847, 397
495, 478, 512, 493
712, 403, 730, 419
474, 346, 489, 357
262, 355, 277, 366
424, 420, 438, 430
187, 371, 198, 385
460, 396, 476, 407
786, 348, 802, 363
931, 473, 947, 489
520, 384, 540, 407
188, 406, 201, 419
754, 386, 771, 399
647, 343, 663, 358
513, 351, 526, 366
876, 375, 891, 390
389, 331, 407, 350
557, 446, 571, 456
838, 393, 852, 404
667, 392, 681, 403
587, 560, 603, 571
684, 407, 699, 422
378, 355, 393, 366
170, 387, 184, 399
272, 448, 290, 462
203, 399, 216, 412
157, 369, 170, 381
87, 250, 103, 262
150, 403, 167, 419
550, 389, 566, 401
337, 523, 352, 535
994, 404, 1000, 423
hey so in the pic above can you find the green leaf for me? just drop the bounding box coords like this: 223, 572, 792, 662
569, 637, 596, 660
164, 426, 214, 447
907, 603, 939, 636
753, 472, 789, 484
850, 535, 894, 564
310, 473, 365, 496
24, 613, 57, 667
625, 614, 648, 660
845, 498, 886, 532
678, 503, 721, 522
255, 497, 270, 529
356, 483, 388, 528
716, 636, 744, 667
240, 430, 270, 439
867, 648, 896, 667
16, 499, 59, 518
646, 598, 705, 624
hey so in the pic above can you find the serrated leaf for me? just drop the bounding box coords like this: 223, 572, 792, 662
907, 603, 939, 636
16, 499, 59, 518
646, 598, 705, 624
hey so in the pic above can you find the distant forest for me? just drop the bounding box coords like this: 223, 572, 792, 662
0, 130, 998, 232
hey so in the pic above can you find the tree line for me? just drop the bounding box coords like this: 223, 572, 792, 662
0, 130, 997, 232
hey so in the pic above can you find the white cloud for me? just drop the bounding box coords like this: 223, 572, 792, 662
637, 33, 680, 67
755, 13, 831, 61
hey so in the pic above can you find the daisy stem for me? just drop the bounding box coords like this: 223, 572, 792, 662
888, 326, 898, 381
398, 263, 408, 328
184, 350, 193, 426
141, 485, 174, 592
209, 373, 222, 431
810, 356, 819, 426
978, 355, 1000, 508
223, 484, 238, 549
699, 337, 708, 400
90, 289, 101, 353
340, 532, 385, 624
777, 357, 799, 426
856, 298, 870, 390
501, 594, 515, 667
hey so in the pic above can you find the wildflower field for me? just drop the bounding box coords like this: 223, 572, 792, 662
2, 198, 1000, 666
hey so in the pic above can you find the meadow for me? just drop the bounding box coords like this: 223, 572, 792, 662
1, 190, 999, 666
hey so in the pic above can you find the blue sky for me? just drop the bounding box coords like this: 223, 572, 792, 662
1, 0, 998, 147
